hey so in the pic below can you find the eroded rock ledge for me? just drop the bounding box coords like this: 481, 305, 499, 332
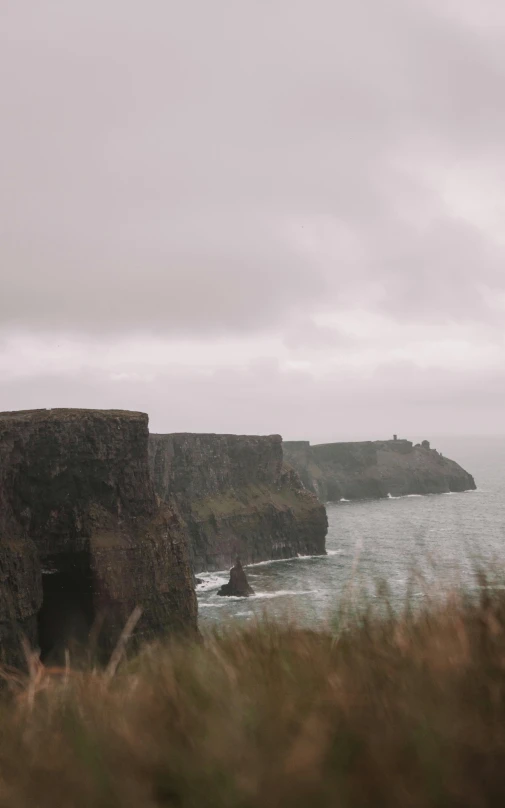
149, 433, 328, 572
0, 408, 197, 667
283, 438, 476, 502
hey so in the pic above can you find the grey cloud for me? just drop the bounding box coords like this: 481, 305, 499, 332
283, 320, 353, 352
2, 361, 503, 440
358, 216, 505, 322
2, 212, 325, 335
2, 0, 505, 338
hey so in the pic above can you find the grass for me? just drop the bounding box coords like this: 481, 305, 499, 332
2, 581, 505, 806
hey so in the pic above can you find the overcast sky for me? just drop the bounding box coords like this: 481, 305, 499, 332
1, 0, 505, 441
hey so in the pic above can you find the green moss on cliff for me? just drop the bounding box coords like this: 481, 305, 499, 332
149, 433, 328, 571
190, 483, 320, 521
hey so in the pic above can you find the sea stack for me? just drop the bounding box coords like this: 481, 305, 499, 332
217, 560, 255, 597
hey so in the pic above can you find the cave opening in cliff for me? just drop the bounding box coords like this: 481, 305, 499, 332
37, 551, 95, 664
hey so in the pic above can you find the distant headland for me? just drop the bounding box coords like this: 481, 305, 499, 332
283, 436, 476, 501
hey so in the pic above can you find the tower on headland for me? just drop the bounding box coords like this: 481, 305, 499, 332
393, 434, 397, 441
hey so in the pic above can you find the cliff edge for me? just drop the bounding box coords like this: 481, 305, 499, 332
283, 438, 476, 501
149, 433, 328, 572
0, 408, 197, 666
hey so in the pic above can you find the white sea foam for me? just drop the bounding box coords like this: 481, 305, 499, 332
197, 551, 327, 579
197, 550, 335, 593
246, 557, 296, 567
339, 498, 350, 502
246, 553, 323, 568
443, 489, 480, 495
251, 589, 315, 600
196, 574, 228, 592
388, 492, 424, 499
296, 552, 327, 560
200, 589, 316, 604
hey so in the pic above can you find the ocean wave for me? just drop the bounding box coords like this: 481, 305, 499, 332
251, 589, 316, 600
387, 490, 478, 500
326, 549, 343, 556
196, 553, 324, 576
245, 553, 325, 568
196, 575, 228, 592
443, 489, 480, 495
197, 551, 334, 587
246, 556, 298, 567
387, 492, 424, 499
296, 552, 328, 560
200, 589, 317, 604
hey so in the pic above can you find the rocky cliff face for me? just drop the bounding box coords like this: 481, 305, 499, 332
0, 409, 197, 666
149, 433, 328, 572
283, 438, 476, 501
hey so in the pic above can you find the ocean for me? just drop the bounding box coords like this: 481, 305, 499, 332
197, 437, 505, 627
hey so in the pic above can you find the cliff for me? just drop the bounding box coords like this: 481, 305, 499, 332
283, 438, 476, 501
149, 433, 328, 572
0, 409, 197, 666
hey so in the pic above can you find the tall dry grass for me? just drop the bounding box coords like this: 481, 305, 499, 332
2, 581, 505, 806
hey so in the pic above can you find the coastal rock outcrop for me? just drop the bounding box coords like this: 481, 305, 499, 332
0, 409, 197, 666
283, 438, 476, 501
217, 560, 255, 597
149, 433, 328, 572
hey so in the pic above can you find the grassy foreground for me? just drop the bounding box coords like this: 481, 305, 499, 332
2, 585, 505, 807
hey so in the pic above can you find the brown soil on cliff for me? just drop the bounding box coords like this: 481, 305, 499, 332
2, 578, 505, 807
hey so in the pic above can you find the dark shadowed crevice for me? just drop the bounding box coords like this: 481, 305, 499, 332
37, 551, 94, 664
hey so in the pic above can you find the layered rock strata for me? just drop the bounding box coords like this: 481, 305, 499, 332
149, 433, 328, 572
0, 409, 197, 666
283, 438, 476, 501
